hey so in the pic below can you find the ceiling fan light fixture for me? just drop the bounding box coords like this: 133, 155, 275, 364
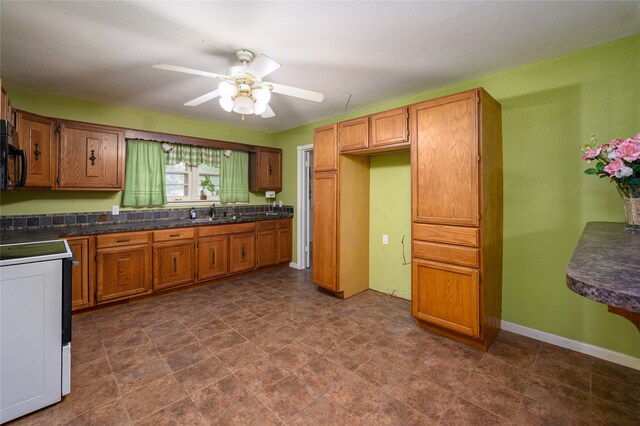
219, 97, 233, 112
252, 87, 271, 104
233, 95, 254, 114
218, 80, 237, 98
254, 101, 268, 115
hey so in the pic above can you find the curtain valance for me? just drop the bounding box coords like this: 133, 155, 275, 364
165, 143, 221, 167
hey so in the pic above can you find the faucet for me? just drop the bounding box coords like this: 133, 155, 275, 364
210, 203, 216, 218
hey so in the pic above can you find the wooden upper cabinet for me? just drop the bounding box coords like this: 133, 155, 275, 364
339, 117, 368, 153
312, 172, 338, 291
1, 80, 14, 127
370, 107, 408, 149
412, 259, 480, 338
313, 124, 338, 172
249, 147, 282, 192
410, 91, 479, 226
57, 121, 125, 190
16, 112, 56, 188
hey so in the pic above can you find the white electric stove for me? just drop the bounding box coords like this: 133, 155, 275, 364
0, 240, 74, 424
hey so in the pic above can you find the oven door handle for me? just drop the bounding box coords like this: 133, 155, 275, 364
61, 256, 74, 345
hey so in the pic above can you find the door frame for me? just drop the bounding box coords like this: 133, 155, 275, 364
295, 144, 314, 269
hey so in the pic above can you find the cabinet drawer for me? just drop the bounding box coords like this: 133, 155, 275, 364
277, 218, 291, 230
257, 220, 277, 231
97, 231, 150, 248
413, 223, 479, 247
154, 228, 195, 242
413, 240, 479, 268
198, 222, 256, 237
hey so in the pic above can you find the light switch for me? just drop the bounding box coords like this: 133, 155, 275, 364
382, 235, 389, 245
112, 205, 120, 215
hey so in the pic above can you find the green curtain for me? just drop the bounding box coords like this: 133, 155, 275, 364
165, 143, 221, 167
122, 139, 167, 206
220, 151, 249, 203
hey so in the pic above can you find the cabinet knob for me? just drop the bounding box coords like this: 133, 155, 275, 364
241, 244, 246, 260
211, 250, 216, 265
34, 143, 41, 161
173, 257, 177, 273
89, 149, 97, 166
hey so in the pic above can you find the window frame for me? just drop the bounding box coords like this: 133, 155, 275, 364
165, 162, 222, 205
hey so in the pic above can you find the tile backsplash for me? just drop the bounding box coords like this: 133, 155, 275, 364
0, 205, 293, 231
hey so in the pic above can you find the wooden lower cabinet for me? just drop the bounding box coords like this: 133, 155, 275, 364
65, 236, 94, 311
153, 240, 195, 290
276, 219, 292, 264
96, 231, 152, 303
96, 243, 152, 302
198, 236, 229, 281
229, 232, 255, 274
412, 259, 480, 338
257, 221, 277, 268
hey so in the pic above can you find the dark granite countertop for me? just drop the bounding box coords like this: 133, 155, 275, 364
0, 213, 293, 245
566, 222, 640, 313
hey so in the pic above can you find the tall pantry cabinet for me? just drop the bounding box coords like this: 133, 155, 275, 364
410, 88, 502, 350
312, 124, 370, 298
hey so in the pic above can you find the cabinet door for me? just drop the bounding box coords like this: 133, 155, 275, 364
276, 219, 292, 264
412, 259, 479, 338
250, 148, 282, 192
198, 236, 228, 281
370, 107, 408, 149
154, 240, 195, 290
312, 172, 338, 291
17, 112, 55, 188
339, 117, 368, 152
229, 232, 255, 274
96, 244, 151, 302
66, 236, 94, 311
313, 124, 337, 172
1, 80, 14, 126
260, 150, 282, 191
411, 91, 479, 226
58, 122, 124, 190
257, 229, 277, 267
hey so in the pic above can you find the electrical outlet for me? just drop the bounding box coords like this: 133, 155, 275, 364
382, 234, 389, 245
279, 201, 283, 207
112, 205, 119, 215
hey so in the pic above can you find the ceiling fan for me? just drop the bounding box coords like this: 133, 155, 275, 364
153, 50, 324, 119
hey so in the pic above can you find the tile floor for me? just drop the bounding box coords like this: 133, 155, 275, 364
9, 268, 640, 425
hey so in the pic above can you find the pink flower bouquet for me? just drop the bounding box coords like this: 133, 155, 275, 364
582, 133, 640, 198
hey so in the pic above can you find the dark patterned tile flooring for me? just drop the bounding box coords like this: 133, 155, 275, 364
9, 268, 640, 425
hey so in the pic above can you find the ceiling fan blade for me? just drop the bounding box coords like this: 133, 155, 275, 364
184, 89, 220, 107
261, 104, 276, 118
153, 63, 227, 80
247, 54, 281, 79
265, 82, 324, 102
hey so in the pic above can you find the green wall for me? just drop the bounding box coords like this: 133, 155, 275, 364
0, 87, 276, 214
273, 35, 640, 357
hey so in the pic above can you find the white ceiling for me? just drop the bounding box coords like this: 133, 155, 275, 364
1, 1, 639, 133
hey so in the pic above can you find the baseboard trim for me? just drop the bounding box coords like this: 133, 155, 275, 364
288, 262, 303, 270
501, 320, 640, 370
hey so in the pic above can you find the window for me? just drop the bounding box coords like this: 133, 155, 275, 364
165, 162, 220, 203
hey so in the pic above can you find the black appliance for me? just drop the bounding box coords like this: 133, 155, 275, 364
1, 119, 26, 190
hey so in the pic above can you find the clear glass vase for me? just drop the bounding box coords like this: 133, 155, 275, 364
619, 184, 640, 230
